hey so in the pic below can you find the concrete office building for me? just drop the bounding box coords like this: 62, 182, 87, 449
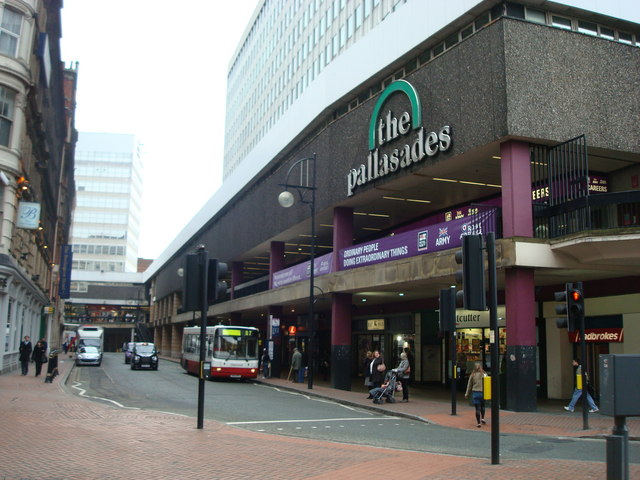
144, 0, 640, 411
71, 132, 142, 274
65, 132, 147, 344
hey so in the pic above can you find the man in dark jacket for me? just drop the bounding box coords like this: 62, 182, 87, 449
19, 336, 32, 375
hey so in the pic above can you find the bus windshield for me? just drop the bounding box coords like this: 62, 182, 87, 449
213, 329, 258, 360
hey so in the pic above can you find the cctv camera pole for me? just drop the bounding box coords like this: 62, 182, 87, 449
486, 232, 500, 465
196, 246, 209, 429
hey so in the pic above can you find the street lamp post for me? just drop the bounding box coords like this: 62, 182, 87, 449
278, 153, 316, 390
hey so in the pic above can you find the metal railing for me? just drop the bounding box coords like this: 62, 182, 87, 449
534, 190, 640, 238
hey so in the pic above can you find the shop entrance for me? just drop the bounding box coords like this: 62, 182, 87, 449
455, 327, 507, 383
355, 334, 386, 376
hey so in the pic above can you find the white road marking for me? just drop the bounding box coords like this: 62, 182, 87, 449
70, 381, 140, 410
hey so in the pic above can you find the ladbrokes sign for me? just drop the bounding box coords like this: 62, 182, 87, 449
346, 80, 452, 196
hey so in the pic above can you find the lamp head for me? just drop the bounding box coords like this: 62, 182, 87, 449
278, 190, 295, 208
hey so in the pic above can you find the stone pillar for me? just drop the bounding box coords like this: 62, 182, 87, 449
501, 140, 537, 411
171, 324, 181, 359
155, 327, 163, 353
269, 241, 285, 289
332, 207, 353, 271
331, 292, 352, 391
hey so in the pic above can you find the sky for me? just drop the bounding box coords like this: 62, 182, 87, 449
60, 0, 259, 259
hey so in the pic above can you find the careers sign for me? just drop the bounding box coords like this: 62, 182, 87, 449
346, 80, 452, 196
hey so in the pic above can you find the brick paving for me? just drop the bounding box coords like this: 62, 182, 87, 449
1, 358, 638, 480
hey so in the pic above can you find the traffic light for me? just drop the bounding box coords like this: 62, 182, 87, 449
182, 253, 203, 312
207, 258, 228, 304
555, 282, 584, 332
439, 287, 456, 333
454, 234, 486, 311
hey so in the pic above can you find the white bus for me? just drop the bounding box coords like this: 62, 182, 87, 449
76, 325, 104, 352
181, 325, 259, 379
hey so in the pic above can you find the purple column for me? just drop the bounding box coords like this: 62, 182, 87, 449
500, 141, 533, 238
269, 241, 285, 289
331, 292, 352, 391
332, 207, 353, 272
505, 268, 536, 346
501, 141, 537, 410
230, 262, 243, 299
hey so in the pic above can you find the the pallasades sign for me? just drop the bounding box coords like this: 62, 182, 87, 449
346, 80, 452, 196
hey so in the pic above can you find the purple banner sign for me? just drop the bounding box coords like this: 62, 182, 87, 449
272, 209, 497, 287
339, 210, 497, 270
272, 253, 334, 288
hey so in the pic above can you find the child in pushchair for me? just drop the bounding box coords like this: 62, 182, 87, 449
368, 370, 398, 404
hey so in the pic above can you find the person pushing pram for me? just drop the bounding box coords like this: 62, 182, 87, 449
368, 369, 398, 404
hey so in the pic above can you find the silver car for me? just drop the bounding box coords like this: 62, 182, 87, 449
75, 346, 102, 366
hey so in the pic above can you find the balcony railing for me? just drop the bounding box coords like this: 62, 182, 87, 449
534, 190, 640, 238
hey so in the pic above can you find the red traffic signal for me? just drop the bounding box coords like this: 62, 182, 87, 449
555, 282, 584, 332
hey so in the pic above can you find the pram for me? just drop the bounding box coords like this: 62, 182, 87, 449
371, 370, 398, 404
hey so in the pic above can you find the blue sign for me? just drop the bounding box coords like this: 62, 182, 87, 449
58, 244, 73, 299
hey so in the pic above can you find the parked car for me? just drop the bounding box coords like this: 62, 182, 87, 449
75, 346, 102, 367
123, 342, 135, 364
130, 342, 158, 370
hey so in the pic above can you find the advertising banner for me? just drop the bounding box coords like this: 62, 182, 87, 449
271, 252, 334, 289
339, 209, 497, 270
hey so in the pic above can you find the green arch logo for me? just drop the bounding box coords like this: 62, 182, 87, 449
368, 80, 422, 151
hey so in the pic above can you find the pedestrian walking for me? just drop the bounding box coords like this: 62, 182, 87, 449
260, 348, 270, 379
394, 352, 410, 402
19, 336, 32, 375
291, 348, 302, 382
465, 361, 487, 427
564, 359, 599, 413
31, 341, 47, 377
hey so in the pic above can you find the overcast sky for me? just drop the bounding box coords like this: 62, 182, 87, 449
60, 0, 259, 259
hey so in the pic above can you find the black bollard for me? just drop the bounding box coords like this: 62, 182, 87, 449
44, 349, 59, 383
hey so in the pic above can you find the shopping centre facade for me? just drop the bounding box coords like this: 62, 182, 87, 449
143, 1, 640, 411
